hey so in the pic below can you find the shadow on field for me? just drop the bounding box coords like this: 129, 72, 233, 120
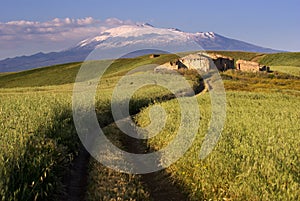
3, 107, 79, 201
117, 130, 193, 201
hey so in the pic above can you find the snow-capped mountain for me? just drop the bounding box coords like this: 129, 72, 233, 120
0, 23, 280, 72
72, 23, 279, 55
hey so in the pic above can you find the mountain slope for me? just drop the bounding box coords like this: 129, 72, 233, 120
0, 24, 281, 72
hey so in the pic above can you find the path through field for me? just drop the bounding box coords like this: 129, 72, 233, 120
62, 122, 189, 201
123, 132, 188, 201
61, 77, 205, 201
63, 147, 90, 201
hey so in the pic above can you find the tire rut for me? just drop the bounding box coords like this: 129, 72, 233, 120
60, 147, 90, 201
122, 133, 189, 201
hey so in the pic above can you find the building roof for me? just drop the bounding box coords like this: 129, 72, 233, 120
236, 59, 259, 65
180, 52, 210, 60
180, 52, 233, 61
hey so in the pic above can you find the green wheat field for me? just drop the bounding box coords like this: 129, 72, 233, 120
0, 51, 299, 200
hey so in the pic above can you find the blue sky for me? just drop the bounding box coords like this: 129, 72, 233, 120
0, 0, 299, 58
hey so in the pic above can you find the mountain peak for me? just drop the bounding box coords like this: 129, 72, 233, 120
195, 31, 216, 39
137, 22, 154, 27
168, 28, 183, 32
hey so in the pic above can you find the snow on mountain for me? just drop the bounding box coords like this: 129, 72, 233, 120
74, 24, 216, 51
74, 24, 190, 50
0, 23, 281, 72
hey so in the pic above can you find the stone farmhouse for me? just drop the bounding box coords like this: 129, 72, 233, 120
155, 52, 234, 72
154, 53, 270, 73
149, 54, 160, 58
236, 60, 270, 72
208, 53, 234, 71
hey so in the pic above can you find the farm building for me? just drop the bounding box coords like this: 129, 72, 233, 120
149, 54, 160, 58
178, 53, 211, 72
208, 53, 234, 71
236, 60, 260, 72
155, 52, 234, 72
236, 60, 270, 72
259, 65, 271, 72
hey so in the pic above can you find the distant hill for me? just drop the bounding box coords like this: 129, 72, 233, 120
0, 50, 91, 73
0, 24, 282, 72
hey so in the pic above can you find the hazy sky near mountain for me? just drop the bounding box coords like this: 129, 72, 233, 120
0, 0, 299, 59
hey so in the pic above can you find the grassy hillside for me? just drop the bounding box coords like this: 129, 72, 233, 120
0, 54, 179, 88
259, 52, 300, 67
0, 62, 82, 88
270, 66, 300, 76
220, 70, 300, 94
